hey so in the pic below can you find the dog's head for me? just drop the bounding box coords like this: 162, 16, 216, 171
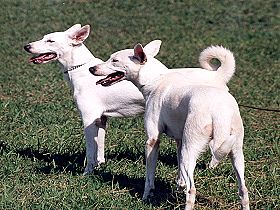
24, 24, 90, 64
89, 40, 162, 86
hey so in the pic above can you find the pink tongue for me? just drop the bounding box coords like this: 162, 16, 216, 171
96, 77, 112, 86
29, 57, 43, 64
29, 53, 55, 64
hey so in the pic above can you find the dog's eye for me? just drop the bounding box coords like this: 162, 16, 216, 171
46, 40, 55, 43
112, 59, 119, 63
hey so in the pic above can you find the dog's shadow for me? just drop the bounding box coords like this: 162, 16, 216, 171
1, 140, 223, 208
14, 146, 181, 173
15, 147, 85, 174
13, 146, 174, 206
94, 170, 173, 206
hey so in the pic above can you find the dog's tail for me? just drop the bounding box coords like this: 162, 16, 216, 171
208, 114, 236, 169
199, 46, 235, 83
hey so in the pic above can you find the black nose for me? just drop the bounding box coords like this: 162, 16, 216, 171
89, 66, 97, 74
24, 44, 32, 52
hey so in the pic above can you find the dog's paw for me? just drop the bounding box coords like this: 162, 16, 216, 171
209, 157, 219, 169
83, 164, 95, 175
142, 189, 155, 201
83, 160, 107, 176
176, 178, 186, 191
97, 159, 105, 166
184, 203, 195, 210
82, 169, 93, 176
176, 184, 186, 191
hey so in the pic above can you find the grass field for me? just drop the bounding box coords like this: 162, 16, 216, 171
0, 0, 279, 209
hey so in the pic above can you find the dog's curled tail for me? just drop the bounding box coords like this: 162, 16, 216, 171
199, 46, 235, 83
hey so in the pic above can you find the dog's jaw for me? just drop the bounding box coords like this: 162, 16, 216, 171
96, 71, 125, 86
29, 52, 58, 64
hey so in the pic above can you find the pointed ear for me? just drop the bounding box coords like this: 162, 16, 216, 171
65, 24, 82, 33
68, 25, 90, 45
134, 43, 147, 64
143, 40, 162, 57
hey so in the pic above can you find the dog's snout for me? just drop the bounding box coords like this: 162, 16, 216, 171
89, 66, 97, 75
24, 44, 32, 52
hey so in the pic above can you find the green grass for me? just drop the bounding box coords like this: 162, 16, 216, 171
0, 0, 279, 209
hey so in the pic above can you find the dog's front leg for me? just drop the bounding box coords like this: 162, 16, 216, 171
95, 115, 107, 165
75, 97, 106, 175
83, 122, 100, 175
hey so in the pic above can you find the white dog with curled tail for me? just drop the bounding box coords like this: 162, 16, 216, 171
24, 24, 232, 176
91, 42, 249, 210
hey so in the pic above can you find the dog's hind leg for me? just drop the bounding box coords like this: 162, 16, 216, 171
180, 117, 209, 210
142, 137, 160, 200
179, 148, 196, 210
180, 136, 208, 210
229, 132, 249, 210
142, 118, 161, 200
176, 139, 186, 190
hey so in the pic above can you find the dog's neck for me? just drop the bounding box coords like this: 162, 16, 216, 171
133, 57, 169, 98
58, 43, 103, 89
59, 44, 95, 71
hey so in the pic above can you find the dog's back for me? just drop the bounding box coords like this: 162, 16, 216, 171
147, 77, 242, 161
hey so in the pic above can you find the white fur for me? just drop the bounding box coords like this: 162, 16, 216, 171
199, 45, 235, 83
24, 25, 231, 176
24, 24, 145, 174
92, 42, 249, 210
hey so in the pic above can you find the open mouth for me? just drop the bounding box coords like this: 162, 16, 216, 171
96, 71, 125, 86
29, 52, 58, 64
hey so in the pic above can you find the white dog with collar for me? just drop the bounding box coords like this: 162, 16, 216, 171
24, 24, 233, 180
24, 24, 145, 174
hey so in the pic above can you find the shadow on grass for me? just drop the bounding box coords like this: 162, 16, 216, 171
15, 146, 179, 174
95, 170, 174, 207
107, 149, 179, 167
16, 147, 85, 174
14, 145, 207, 173
13, 146, 175, 206
10, 146, 212, 207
